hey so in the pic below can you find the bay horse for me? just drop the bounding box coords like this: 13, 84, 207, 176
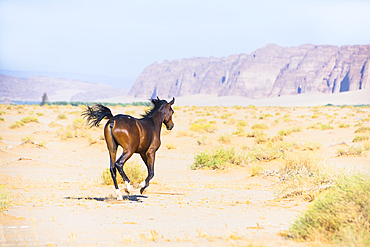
82, 97, 175, 200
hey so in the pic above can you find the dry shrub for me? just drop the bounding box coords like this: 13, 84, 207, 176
246, 129, 265, 138
277, 152, 334, 201
218, 134, 232, 144
57, 113, 67, 120
102, 161, 147, 185
290, 174, 370, 246
21, 135, 34, 144
166, 143, 176, 149
190, 123, 218, 133
364, 141, 370, 151
197, 136, 207, 146
336, 145, 364, 156
232, 126, 246, 137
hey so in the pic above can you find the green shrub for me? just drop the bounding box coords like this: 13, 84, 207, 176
339, 123, 350, 128
0, 185, 9, 212
289, 174, 370, 246
306, 123, 321, 130
191, 147, 246, 170
321, 124, 334, 130
355, 126, 370, 133
57, 113, 67, 120
236, 120, 247, 127
278, 126, 302, 136
220, 113, 232, 119
0, 117, 4, 121
251, 123, 269, 130
9, 121, 25, 129
353, 134, 369, 142
20, 116, 39, 123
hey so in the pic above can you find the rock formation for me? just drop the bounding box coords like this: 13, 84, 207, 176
128, 44, 370, 99
0, 74, 127, 102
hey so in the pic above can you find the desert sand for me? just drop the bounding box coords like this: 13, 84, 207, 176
0, 99, 369, 246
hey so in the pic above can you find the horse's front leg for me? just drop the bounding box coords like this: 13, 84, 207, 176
139, 152, 155, 194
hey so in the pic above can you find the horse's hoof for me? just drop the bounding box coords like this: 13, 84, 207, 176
124, 188, 131, 195
140, 188, 145, 195
116, 189, 123, 200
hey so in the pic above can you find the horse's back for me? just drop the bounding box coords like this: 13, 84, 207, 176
107, 114, 141, 151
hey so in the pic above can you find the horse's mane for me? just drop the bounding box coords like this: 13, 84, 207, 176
141, 98, 167, 118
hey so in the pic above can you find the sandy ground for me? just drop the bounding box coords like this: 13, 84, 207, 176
0, 102, 369, 246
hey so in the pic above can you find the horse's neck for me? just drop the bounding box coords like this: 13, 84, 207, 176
150, 110, 165, 131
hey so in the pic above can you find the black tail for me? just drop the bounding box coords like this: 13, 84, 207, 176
82, 103, 114, 127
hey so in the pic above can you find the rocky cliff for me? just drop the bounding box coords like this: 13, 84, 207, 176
0, 74, 127, 102
128, 44, 370, 99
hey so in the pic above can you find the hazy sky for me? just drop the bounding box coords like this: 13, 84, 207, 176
0, 0, 369, 89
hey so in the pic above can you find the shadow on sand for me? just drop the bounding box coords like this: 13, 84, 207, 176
63, 194, 147, 203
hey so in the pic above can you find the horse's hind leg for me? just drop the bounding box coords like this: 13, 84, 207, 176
105, 124, 123, 200
115, 150, 134, 195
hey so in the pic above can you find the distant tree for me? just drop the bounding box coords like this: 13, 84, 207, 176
40, 93, 49, 106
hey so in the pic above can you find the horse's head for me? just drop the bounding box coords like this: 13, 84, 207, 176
163, 97, 175, 130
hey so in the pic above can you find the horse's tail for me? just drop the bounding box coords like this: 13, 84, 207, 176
82, 103, 114, 128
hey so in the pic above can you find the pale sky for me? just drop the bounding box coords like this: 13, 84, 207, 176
0, 0, 369, 89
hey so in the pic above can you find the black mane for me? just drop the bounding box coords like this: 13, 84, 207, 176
141, 98, 167, 118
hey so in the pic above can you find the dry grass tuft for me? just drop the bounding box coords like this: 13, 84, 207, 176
102, 161, 147, 185
290, 174, 370, 246
277, 152, 335, 201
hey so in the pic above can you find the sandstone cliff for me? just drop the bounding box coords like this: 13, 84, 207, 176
128, 44, 370, 99
0, 74, 127, 102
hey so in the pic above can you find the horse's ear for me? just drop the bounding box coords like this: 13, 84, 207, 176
157, 96, 160, 100
169, 97, 175, 105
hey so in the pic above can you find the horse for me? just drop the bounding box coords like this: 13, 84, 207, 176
82, 97, 175, 200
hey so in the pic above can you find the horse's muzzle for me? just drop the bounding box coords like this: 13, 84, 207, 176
166, 123, 174, 130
